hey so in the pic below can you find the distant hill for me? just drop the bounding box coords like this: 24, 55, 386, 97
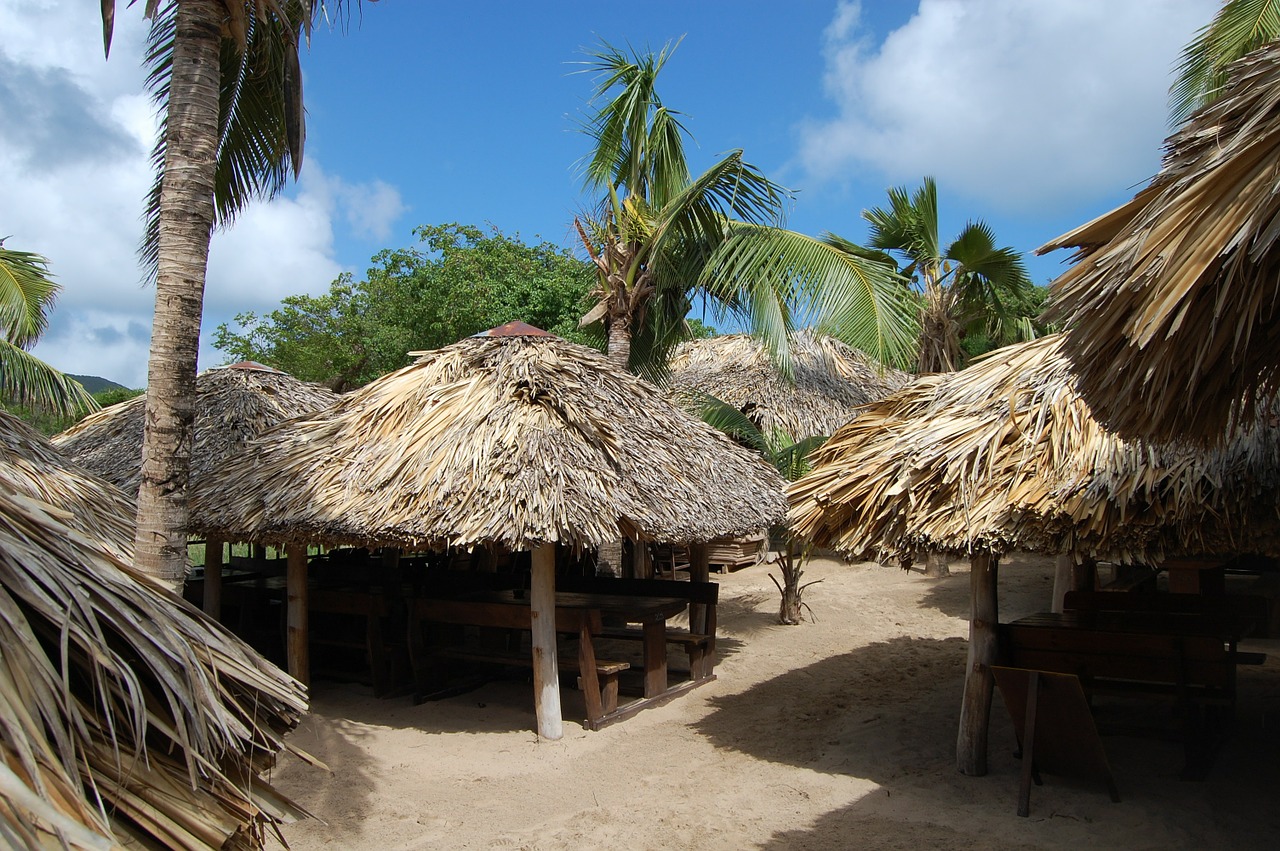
68, 374, 130, 393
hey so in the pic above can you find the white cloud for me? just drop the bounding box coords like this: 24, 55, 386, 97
4, 1, 406, 389
798, 0, 1220, 213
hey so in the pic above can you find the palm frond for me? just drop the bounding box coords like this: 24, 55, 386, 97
0, 342, 97, 417
0, 247, 58, 348
1170, 0, 1280, 124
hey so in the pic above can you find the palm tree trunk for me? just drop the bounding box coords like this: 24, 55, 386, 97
606, 317, 632, 370
133, 0, 222, 588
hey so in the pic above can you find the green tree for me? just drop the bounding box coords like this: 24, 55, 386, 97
1171, 0, 1280, 124
575, 40, 917, 375
859, 177, 1035, 374
0, 245, 97, 416
695, 393, 824, 624
102, 1, 354, 585
214, 223, 597, 389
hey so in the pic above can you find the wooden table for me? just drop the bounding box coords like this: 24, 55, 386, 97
1002, 609, 1251, 778
409, 588, 689, 729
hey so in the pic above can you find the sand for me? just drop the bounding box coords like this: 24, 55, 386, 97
269, 554, 1280, 850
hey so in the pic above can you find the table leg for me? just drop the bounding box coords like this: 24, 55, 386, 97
643, 619, 667, 698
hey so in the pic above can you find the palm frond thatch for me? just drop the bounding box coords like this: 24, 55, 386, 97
192, 330, 788, 551
665, 332, 910, 440
0, 420, 309, 849
788, 335, 1280, 564
1041, 41, 1280, 441
53, 362, 338, 501
0, 410, 134, 558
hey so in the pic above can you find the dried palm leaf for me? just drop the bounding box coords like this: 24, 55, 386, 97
193, 329, 788, 551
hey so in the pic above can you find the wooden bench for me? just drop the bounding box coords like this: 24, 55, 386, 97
557, 577, 719, 680
407, 596, 629, 726
308, 587, 407, 698
1002, 611, 1242, 777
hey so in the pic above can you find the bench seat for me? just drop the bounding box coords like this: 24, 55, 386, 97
431, 645, 629, 714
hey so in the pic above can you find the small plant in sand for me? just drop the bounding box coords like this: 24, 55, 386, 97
696, 393, 824, 624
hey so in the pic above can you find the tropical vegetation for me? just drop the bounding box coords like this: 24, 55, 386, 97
0, 244, 97, 417
856, 177, 1036, 373
696, 393, 825, 624
1171, 0, 1280, 123
214, 223, 601, 389
575, 40, 918, 376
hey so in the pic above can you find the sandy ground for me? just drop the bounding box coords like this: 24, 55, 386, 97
268, 555, 1280, 850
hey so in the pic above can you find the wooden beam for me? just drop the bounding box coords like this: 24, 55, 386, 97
286, 544, 310, 687
202, 536, 225, 619
529, 543, 563, 740
687, 542, 710, 636
957, 551, 999, 776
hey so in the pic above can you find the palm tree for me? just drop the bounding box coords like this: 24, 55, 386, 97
0, 244, 97, 415
575, 41, 918, 376
695, 393, 824, 624
860, 177, 1034, 374
100, 1, 342, 587
1171, 0, 1280, 124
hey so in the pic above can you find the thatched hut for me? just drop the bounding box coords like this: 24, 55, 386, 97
1040, 41, 1280, 442
665, 332, 911, 441
0, 409, 135, 558
191, 323, 787, 738
53, 361, 338, 497
54, 362, 339, 616
0, 416, 309, 849
788, 334, 1280, 776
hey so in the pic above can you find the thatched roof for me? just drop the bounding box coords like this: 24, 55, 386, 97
53, 362, 338, 498
192, 328, 788, 551
1041, 41, 1280, 441
0, 480, 309, 848
665, 332, 911, 440
788, 335, 1280, 564
0, 410, 134, 558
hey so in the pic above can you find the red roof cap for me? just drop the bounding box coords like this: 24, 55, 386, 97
481, 321, 553, 337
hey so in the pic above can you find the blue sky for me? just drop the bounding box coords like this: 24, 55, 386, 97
2, 0, 1219, 387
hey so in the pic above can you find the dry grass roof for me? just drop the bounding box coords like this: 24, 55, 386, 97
788, 335, 1280, 564
1041, 41, 1280, 441
53, 362, 338, 499
192, 331, 788, 551
666, 332, 910, 440
0, 473, 309, 848
0, 410, 134, 558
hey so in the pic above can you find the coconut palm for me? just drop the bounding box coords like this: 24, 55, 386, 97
100, 1, 346, 587
575, 41, 918, 376
0, 244, 96, 415
861, 177, 1035, 374
1170, 0, 1280, 124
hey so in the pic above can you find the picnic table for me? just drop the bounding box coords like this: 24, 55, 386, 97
408, 587, 692, 730
1001, 608, 1259, 778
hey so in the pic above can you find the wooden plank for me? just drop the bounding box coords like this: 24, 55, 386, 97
643, 619, 667, 698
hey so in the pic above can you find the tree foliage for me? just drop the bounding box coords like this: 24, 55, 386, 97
214, 223, 598, 389
1171, 0, 1280, 124
575, 39, 917, 376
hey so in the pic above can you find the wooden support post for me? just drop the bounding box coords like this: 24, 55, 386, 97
1050, 553, 1073, 614
688, 542, 710, 634
957, 551, 999, 776
286, 544, 310, 687
529, 543, 563, 740
203, 536, 225, 619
